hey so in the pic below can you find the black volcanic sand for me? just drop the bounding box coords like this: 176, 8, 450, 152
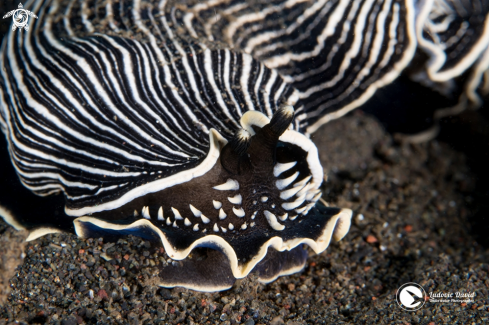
0, 112, 488, 325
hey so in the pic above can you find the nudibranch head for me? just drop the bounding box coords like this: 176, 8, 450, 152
73, 107, 352, 291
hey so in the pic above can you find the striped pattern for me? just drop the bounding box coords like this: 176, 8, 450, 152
169, 0, 417, 133
2, 0, 486, 215
413, 0, 489, 111
0, 0, 296, 210
416, 0, 489, 82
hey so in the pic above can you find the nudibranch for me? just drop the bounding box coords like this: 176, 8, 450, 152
0, 0, 487, 291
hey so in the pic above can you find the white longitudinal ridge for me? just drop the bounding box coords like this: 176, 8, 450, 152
303, 202, 315, 215
295, 206, 307, 214
276, 171, 299, 190
282, 193, 306, 210
293, 176, 312, 189
280, 183, 306, 200
273, 161, 297, 177
308, 190, 322, 202
296, 182, 314, 197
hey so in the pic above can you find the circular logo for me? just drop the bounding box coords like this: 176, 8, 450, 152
396, 282, 427, 311
13, 10, 28, 28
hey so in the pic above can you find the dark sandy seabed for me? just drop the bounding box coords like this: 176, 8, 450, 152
0, 111, 488, 325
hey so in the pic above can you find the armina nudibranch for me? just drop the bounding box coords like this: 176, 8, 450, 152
0, 0, 488, 291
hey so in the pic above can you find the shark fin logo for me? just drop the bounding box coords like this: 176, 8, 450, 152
2, 3, 38, 32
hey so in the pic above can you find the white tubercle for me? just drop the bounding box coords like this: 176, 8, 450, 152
193, 224, 199, 231
264, 210, 285, 231
282, 193, 306, 210
133, 210, 139, 217
260, 196, 268, 202
280, 184, 305, 200
213, 200, 222, 209
252, 211, 258, 219
157, 207, 164, 221
273, 161, 297, 177
219, 208, 227, 220
189, 204, 202, 217
276, 171, 299, 190
221, 227, 227, 233
241, 222, 248, 230
142, 206, 151, 219
228, 194, 242, 205
171, 207, 183, 220
184, 218, 192, 226
289, 215, 298, 220
201, 214, 210, 224
166, 217, 172, 225
213, 179, 239, 191
228, 223, 234, 230
213, 223, 219, 232
250, 222, 256, 227
279, 213, 288, 221
172, 221, 178, 228
233, 207, 245, 217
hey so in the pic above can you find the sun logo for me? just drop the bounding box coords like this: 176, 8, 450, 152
2, 3, 38, 32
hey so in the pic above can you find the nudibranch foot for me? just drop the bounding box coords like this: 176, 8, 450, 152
73, 201, 351, 292
153, 246, 309, 292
